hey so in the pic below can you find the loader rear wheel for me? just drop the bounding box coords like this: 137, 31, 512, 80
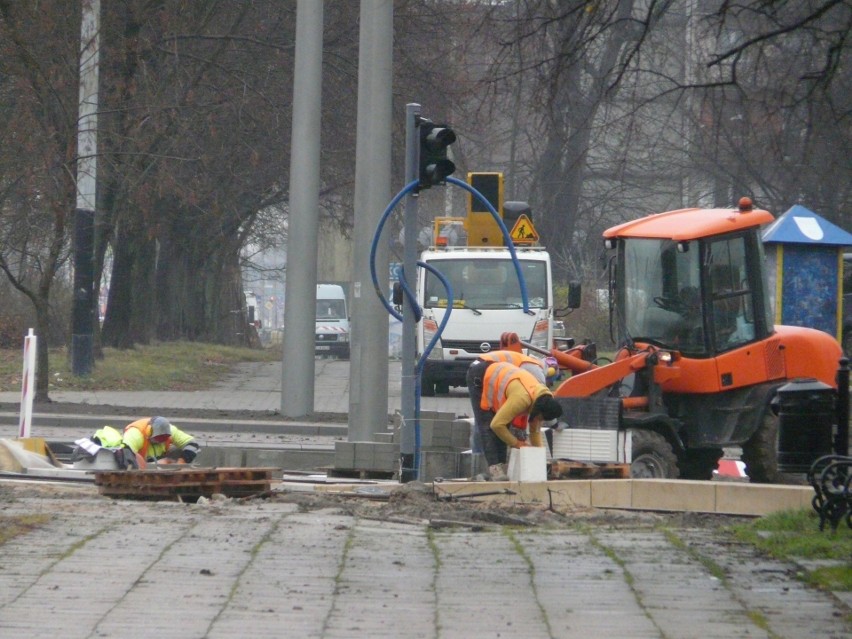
741, 412, 780, 484
678, 448, 724, 480
630, 429, 679, 479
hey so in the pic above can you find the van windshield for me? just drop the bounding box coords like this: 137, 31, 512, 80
316, 299, 346, 320
423, 259, 548, 309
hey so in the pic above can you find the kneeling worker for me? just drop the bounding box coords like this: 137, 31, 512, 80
123, 416, 201, 467
467, 359, 563, 480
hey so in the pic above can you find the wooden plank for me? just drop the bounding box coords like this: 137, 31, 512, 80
327, 468, 396, 481
549, 460, 630, 480
93, 466, 275, 501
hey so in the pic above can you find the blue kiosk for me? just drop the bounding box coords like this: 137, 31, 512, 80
762, 205, 852, 344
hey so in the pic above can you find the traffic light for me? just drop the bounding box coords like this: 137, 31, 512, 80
418, 119, 456, 189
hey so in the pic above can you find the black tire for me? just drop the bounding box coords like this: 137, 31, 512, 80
741, 411, 780, 484
435, 381, 450, 395
678, 448, 724, 480
630, 429, 679, 479
420, 377, 436, 397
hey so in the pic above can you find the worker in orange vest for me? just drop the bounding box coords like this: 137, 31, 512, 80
466, 359, 562, 480
123, 417, 201, 468
475, 350, 558, 385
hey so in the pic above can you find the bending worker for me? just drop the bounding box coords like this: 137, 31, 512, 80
123, 416, 201, 467
466, 357, 563, 480
475, 349, 558, 385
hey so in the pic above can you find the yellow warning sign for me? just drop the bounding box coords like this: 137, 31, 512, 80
509, 214, 539, 244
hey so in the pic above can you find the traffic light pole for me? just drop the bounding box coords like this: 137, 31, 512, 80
399, 103, 420, 482
71, 0, 101, 377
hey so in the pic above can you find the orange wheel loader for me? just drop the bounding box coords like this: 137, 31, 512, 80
543, 198, 846, 482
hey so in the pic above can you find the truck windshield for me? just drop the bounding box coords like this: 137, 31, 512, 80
423, 259, 548, 310
621, 238, 705, 352
316, 299, 346, 320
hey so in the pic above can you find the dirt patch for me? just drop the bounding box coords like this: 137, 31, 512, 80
269, 482, 754, 531
0, 473, 755, 533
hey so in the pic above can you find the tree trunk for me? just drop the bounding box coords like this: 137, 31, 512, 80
101, 221, 157, 348
154, 226, 247, 346
33, 297, 51, 402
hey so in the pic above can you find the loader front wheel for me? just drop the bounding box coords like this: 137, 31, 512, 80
630, 429, 679, 479
741, 411, 780, 484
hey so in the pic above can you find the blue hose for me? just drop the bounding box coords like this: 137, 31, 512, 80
369, 180, 454, 477
370, 176, 533, 478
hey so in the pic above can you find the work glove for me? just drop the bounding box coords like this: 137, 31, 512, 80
116, 446, 139, 470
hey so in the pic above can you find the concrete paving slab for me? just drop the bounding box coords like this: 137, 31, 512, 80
0, 485, 849, 638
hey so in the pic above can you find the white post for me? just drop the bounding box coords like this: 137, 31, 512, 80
18, 329, 37, 438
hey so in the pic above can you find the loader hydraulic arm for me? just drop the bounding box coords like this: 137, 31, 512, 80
552, 350, 651, 398
503, 332, 597, 375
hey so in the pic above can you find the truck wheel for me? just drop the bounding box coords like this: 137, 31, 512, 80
420, 377, 436, 397
741, 412, 780, 484
630, 429, 679, 479
678, 448, 723, 480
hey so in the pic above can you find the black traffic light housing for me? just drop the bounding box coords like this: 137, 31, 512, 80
418, 119, 456, 190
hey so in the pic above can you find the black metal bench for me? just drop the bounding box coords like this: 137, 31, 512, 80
808, 455, 852, 532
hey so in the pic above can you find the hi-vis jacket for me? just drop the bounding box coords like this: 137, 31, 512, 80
480, 362, 550, 448
123, 418, 196, 461
478, 351, 546, 383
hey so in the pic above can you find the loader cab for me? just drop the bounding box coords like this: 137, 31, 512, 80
612, 228, 774, 356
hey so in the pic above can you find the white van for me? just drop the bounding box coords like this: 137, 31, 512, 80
315, 284, 350, 359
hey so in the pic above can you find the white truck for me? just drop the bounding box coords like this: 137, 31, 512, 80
315, 283, 350, 359
416, 244, 554, 395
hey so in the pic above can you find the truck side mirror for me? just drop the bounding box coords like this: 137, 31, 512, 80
567, 282, 582, 309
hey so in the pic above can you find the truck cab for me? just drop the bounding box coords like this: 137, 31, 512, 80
417, 244, 553, 395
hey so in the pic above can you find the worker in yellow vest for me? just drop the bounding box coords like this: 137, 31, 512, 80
123, 417, 201, 468
72, 425, 138, 469
466, 359, 562, 480
72, 417, 200, 469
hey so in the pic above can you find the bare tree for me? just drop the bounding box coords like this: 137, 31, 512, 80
467, 0, 850, 286
0, 1, 80, 399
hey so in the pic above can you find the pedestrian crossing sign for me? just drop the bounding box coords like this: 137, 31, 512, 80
509, 214, 539, 244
